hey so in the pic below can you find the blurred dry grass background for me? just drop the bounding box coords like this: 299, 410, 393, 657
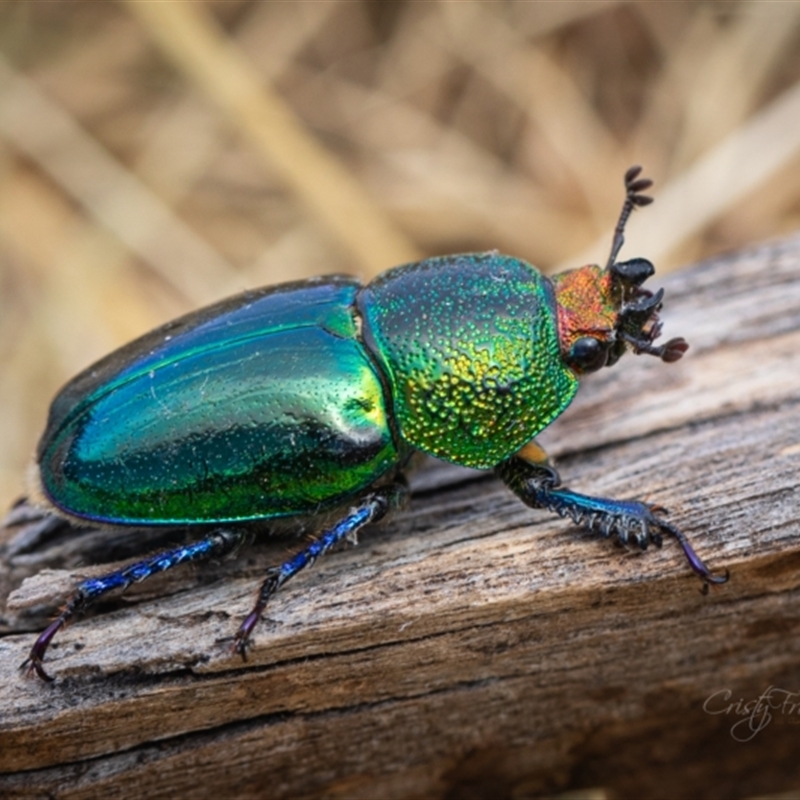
1, 0, 800, 512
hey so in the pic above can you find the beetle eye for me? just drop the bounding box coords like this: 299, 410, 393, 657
567, 337, 609, 374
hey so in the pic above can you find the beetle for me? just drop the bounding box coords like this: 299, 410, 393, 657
12, 166, 727, 680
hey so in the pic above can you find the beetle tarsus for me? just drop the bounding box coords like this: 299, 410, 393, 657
231, 487, 404, 658
656, 518, 730, 589
233, 609, 264, 660
497, 456, 728, 586
233, 571, 282, 660
23, 530, 245, 681
22, 614, 70, 682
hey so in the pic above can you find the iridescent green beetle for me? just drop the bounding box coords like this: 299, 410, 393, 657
17, 167, 727, 680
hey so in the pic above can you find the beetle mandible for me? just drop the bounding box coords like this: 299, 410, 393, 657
11, 166, 728, 680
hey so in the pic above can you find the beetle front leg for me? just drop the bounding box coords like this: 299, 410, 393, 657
23, 528, 246, 681
496, 452, 729, 590
234, 482, 407, 658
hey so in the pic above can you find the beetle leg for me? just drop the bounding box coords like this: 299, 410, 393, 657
23, 528, 245, 681
233, 483, 407, 659
496, 455, 729, 590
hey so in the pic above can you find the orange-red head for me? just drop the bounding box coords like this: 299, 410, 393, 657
551, 167, 688, 376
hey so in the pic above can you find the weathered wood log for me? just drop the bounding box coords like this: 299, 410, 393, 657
2, 235, 800, 799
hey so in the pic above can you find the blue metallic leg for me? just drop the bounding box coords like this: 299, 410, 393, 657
234, 484, 405, 657
496, 456, 728, 589
24, 529, 245, 681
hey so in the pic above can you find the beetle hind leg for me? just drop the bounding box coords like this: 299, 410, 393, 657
23, 528, 246, 681
233, 482, 407, 658
496, 454, 728, 590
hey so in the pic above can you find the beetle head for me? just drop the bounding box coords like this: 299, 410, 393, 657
551, 167, 688, 376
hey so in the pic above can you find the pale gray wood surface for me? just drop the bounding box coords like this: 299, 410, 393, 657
2, 235, 800, 799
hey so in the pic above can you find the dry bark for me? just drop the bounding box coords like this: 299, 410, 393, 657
2, 235, 800, 799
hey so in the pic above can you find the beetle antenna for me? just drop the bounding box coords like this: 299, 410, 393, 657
606, 166, 654, 270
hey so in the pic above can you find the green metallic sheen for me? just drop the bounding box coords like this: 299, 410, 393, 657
357, 253, 579, 469
38, 279, 399, 525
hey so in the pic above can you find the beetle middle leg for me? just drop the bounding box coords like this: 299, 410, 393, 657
23, 528, 246, 681
233, 482, 407, 658
496, 447, 728, 589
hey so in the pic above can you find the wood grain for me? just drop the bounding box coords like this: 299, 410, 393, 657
2, 235, 800, 799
